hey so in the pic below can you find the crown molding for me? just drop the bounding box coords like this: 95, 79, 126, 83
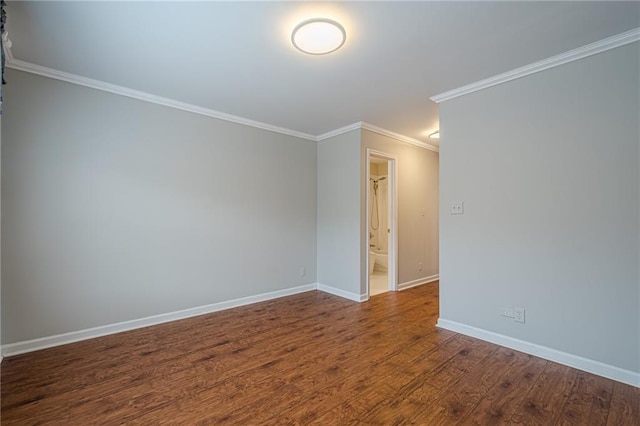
360, 122, 440, 152
6, 59, 318, 141
317, 121, 439, 152
2, 32, 317, 141
430, 27, 640, 103
316, 122, 362, 141
2, 31, 436, 151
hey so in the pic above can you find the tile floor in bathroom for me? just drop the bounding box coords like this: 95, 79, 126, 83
369, 270, 389, 296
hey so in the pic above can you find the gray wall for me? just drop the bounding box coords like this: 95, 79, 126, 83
439, 43, 639, 373
317, 130, 362, 295
317, 129, 440, 298
2, 69, 317, 343
361, 130, 439, 293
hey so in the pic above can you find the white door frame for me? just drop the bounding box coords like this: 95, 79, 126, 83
365, 149, 398, 299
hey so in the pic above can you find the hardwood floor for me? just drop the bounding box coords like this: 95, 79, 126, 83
2, 283, 638, 424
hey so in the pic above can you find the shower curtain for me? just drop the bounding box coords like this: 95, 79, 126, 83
370, 175, 388, 252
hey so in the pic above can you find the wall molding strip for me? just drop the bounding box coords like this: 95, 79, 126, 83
316, 122, 362, 141
430, 27, 640, 103
317, 121, 440, 152
398, 274, 439, 291
316, 283, 367, 302
2, 32, 437, 151
437, 318, 640, 388
1, 282, 371, 357
2, 32, 438, 152
360, 122, 440, 152
6, 58, 318, 141
4, 29, 638, 147
2, 284, 317, 357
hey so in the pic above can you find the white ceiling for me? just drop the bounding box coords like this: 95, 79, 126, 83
5, 1, 640, 146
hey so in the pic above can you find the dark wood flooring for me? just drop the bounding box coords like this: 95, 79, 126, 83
1, 283, 638, 424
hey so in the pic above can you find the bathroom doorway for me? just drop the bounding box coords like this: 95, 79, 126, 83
366, 150, 397, 298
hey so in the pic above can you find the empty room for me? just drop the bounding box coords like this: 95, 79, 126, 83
1, 1, 639, 424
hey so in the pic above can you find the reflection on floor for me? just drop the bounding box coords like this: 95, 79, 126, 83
369, 270, 389, 296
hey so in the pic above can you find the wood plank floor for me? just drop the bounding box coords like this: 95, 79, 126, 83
1, 283, 638, 425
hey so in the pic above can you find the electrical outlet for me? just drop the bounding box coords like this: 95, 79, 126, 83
514, 307, 525, 323
299, 266, 306, 277
418, 262, 423, 271
451, 202, 464, 215
500, 308, 514, 318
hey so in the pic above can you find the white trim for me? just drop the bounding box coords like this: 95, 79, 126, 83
1, 31, 438, 152
437, 319, 640, 388
1, 284, 316, 357
317, 283, 367, 303
361, 122, 439, 152
430, 27, 640, 103
389, 155, 398, 293
398, 274, 439, 291
5, 60, 439, 151
317, 122, 439, 152
365, 157, 372, 299
316, 122, 362, 141
4, 58, 317, 142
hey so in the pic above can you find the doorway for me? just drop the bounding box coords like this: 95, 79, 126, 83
366, 149, 397, 298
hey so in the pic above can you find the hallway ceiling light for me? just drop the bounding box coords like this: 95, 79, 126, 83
429, 131, 440, 139
291, 18, 346, 55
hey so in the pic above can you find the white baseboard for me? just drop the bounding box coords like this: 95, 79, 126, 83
317, 283, 366, 302
437, 318, 640, 388
398, 274, 439, 291
0, 281, 385, 357
2, 284, 316, 357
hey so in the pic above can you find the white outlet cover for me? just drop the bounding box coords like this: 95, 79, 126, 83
451, 202, 464, 215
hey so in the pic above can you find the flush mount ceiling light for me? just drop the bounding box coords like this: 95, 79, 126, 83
291, 18, 346, 55
429, 131, 440, 139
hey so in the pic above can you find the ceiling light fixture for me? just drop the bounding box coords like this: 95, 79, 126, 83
291, 18, 346, 55
429, 131, 440, 139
